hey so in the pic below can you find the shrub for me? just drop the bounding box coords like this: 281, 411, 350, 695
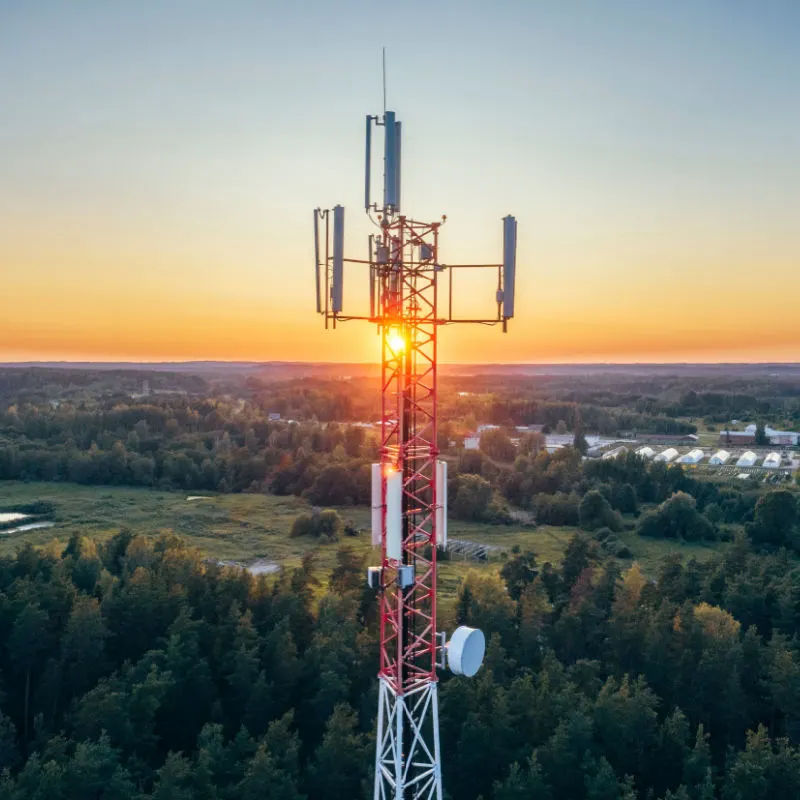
290, 509, 343, 541
579, 490, 623, 532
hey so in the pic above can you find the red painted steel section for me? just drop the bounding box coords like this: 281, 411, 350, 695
377, 216, 440, 695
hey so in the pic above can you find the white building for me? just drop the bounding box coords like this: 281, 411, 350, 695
709, 450, 731, 465
763, 452, 782, 468
636, 446, 655, 459
602, 446, 628, 460
736, 451, 758, 468
744, 424, 800, 446
655, 448, 679, 463
464, 436, 480, 451
678, 448, 705, 464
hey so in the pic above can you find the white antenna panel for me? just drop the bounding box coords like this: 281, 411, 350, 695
435, 460, 447, 548
385, 469, 403, 561
332, 205, 345, 313
371, 463, 382, 546
313, 209, 322, 313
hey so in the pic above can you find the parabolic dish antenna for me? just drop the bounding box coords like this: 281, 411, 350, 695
447, 626, 486, 677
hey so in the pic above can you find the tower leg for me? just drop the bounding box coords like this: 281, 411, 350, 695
374, 678, 443, 800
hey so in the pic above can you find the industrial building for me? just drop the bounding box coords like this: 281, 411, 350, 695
763, 452, 782, 468
677, 448, 704, 464
709, 450, 731, 465
636, 446, 656, 459
719, 431, 756, 445
639, 433, 699, 446
744, 424, 800, 446
736, 451, 758, 468
655, 448, 679, 463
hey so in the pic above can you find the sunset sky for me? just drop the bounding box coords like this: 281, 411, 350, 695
2, 1, 799, 364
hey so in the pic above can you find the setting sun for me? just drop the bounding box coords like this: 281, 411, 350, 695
386, 328, 407, 357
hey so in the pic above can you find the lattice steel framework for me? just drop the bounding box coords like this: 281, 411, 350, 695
374, 216, 442, 799
313, 106, 515, 800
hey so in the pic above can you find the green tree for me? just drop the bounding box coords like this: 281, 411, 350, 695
451, 474, 495, 522
573, 406, 588, 455
500, 549, 539, 601
494, 758, 553, 800
10, 602, 52, 741
306, 704, 369, 800
749, 490, 797, 548
580, 491, 622, 532
480, 429, 517, 462
561, 533, 594, 589
61, 597, 109, 698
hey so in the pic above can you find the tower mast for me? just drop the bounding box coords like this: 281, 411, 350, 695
313, 100, 518, 800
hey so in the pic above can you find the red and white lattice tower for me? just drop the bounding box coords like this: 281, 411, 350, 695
313, 107, 517, 800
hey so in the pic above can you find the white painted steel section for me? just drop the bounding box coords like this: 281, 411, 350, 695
373, 679, 443, 800
386, 470, 403, 562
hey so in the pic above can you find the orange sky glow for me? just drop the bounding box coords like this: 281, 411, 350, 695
2, 3, 799, 365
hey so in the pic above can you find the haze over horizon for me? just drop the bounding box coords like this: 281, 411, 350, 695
3, 1, 799, 364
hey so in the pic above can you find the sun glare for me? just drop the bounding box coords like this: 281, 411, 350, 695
386, 327, 406, 356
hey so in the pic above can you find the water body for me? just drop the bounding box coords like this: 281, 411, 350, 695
247, 560, 280, 576
1, 521, 55, 535
0, 512, 30, 524
216, 559, 280, 576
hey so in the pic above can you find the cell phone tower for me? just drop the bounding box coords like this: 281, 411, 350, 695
312, 95, 518, 800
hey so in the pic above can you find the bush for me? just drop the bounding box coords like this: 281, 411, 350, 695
637, 492, 715, 541
534, 492, 580, 526
289, 509, 343, 541
579, 490, 623, 532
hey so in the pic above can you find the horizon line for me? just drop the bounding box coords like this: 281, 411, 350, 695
2, 359, 799, 368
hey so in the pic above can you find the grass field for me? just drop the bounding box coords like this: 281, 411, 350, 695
0, 482, 721, 603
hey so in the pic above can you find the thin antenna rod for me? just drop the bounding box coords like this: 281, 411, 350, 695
382, 47, 387, 114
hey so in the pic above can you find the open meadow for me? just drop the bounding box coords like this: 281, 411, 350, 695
0, 482, 720, 604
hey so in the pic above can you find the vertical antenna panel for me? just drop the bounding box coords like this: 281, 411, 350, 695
368, 234, 376, 317
385, 469, 403, 561
371, 462, 382, 546
313, 209, 322, 313
502, 215, 517, 319
435, 459, 448, 548
384, 111, 398, 210
332, 205, 345, 313
365, 115, 372, 210
395, 120, 402, 213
